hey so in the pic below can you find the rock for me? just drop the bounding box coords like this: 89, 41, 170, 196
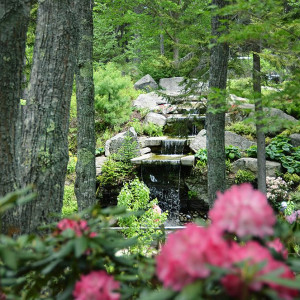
131, 153, 152, 165
159, 77, 185, 93
144, 136, 167, 147
189, 130, 255, 152
140, 147, 151, 155
229, 94, 248, 104
145, 112, 167, 127
105, 127, 140, 157
134, 74, 158, 91
232, 158, 281, 177
189, 129, 207, 152
133, 92, 167, 111
290, 133, 300, 147
225, 131, 256, 150
181, 155, 195, 166
95, 156, 108, 176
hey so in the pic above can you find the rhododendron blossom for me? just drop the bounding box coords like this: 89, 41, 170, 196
73, 271, 120, 300
209, 184, 276, 238
152, 204, 162, 215
267, 238, 288, 259
56, 219, 90, 237
221, 241, 298, 300
156, 224, 230, 291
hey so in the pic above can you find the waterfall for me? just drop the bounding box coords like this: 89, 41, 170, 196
161, 139, 186, 154
141, 164, 181, 223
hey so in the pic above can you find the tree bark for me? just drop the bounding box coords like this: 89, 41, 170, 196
206, 0, 229, 206
253, 43, 266, 193
0, 0, 31, 233
75, 0, 96, 211
19, 0, 78, 234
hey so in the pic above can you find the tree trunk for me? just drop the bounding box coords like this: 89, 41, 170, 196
160, 21, 165, 56
253, 43, 266, 194
0, 0, 31, 234
74, 0, 96, 211
173, 37, 180, 69
206, 0, 229, 206
19, 0, 78, 234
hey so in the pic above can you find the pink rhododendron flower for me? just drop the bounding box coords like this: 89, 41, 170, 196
73, 271, 120, 300
286, 210, 300, 224
267, 238, 288, 259
56, 219, 89, 237
156, 223, 230, 291
221, 241, 298, 300
209, 184, 276, 238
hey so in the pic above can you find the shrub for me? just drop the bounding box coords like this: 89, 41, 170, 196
194, 148, 207, 162
226, 121, 256, 138
128, 118, 143, 135
225, 145, 242, 161
246, 144, 258, 157
62, 184, 77, 217
234, 169, 256, 185
266, 176, 290, 211
143, 122, 164, 137
117, 178, 167, 254
94, 63, 138, 126
113, 134, 140, 163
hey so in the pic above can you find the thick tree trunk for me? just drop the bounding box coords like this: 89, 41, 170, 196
75, 0, 96, 211
0, 0, 31, 233
19, 0, 77, 234
206, 0, 229, 206
253, 43, 266, 193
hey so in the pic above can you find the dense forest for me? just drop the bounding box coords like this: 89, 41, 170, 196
0, 0, 300, 299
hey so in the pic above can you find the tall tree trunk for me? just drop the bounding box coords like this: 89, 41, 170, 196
173, 37, 180, 69
19, 0, 78, 234
253, 43, 266, 193
206, 0, 229, 206
0, 0, 31, 234
75, 0, 96, 211
160, 21, 165, 56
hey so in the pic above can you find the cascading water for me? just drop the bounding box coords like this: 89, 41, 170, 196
141, 163, 181, 223
161, 139, 186, 154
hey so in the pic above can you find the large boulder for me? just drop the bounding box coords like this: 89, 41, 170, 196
159, 77, 185, 94
232, 158, 281, 177
225, 131, 256, 150
189, 129, 207, 152
290, 133, 300, 147
133, 92, 167, 111
105, 127, 140, 157
145, 112, 167, 127
189, 129, 256, 152
134, 74, 158, 91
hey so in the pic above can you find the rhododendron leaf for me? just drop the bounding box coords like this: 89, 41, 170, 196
258, 273, 300, 289
175, 281, 203, 300
42, 259, 61, 274
288, 258, 300, 273
53, 240, 74, 258
138, 288, 175, 300
75, 236, 88, 257
0, 248, 18, 269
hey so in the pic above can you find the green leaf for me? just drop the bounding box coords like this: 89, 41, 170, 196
258, 272, 300, 289
42, 259, 61, 275
175, 281, 203, 300
138, 288, 176, 300
75, 236, 88, 257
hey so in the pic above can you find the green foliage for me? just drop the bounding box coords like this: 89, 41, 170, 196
266, 137, 300, 174
193, 160, 208, 176
246, 145, 258, 158
226, 121, 256, 138
234, 170, 256, 185
68, 128, 77, 155
225, 145, 242, 161
114, 135, 140, 163
128, 118, 143, 135
139, 56, 181, 82
195, 148, 207, 162
62, 185, 77, 217
67, 155, 77, 175
70, 93, 77, 120
94, 63, 138, 126
97, 158, 135, 188
117, 178, 168, 254
227, 78, 253, 98
225, 159, 233, 174
143, 122, 164, 137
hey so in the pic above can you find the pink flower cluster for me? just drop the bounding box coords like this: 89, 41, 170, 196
152, 204, 162, 215
286, 210, 300, 224
156, 184, 298, 299
209, 183, 276, 238
73, 271, 120, 300
56, 219, 96, 237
